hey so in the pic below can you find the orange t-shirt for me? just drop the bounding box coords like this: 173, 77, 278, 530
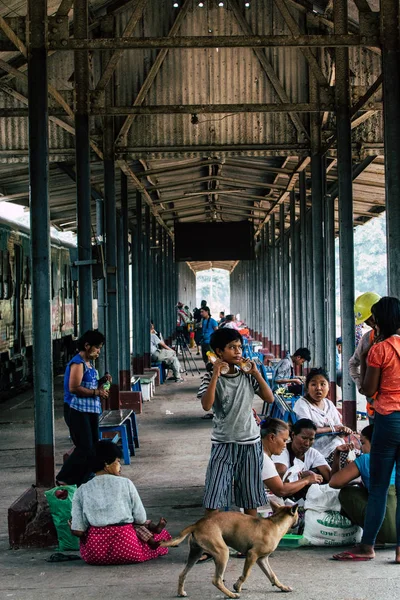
367, 335, 400, 415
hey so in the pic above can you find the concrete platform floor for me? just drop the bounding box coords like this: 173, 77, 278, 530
1, 358, 399, 600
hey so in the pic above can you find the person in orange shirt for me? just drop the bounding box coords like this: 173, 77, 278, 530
333, 296, 400, 563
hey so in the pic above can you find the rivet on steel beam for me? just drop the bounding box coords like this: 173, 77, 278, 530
61, 39, 68, 46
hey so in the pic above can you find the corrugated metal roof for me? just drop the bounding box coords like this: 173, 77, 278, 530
0, 0, 388, 267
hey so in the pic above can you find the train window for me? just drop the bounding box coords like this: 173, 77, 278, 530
0, 250, 2, 298
51, 261, 55, 299
24, 256, 31, 299
63, 265, 68, 300
2, 251, 12, 299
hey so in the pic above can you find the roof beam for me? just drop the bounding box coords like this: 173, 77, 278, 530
0, 102, 349, 117
117, 159, 173, 237
115, 0, 192, 145
0, 16, 26, 56
327, 156, 377, 201
56, 0, 75, 16
53, 34, 380, 50
255, 157, 311, 235
0, 80, 102, 158
95, 0, 148, 93
228, 0, 309, 140
273, 0, 329, 87
145, 176, 288, 192
56, 163, 104, 202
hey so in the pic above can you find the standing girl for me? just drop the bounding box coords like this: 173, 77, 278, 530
334, 296, 400, 562
57, 330, 110, 486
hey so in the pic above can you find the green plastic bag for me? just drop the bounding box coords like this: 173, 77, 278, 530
45, 485, 80, 551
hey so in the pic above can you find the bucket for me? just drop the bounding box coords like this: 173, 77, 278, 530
141, 382, 152, 401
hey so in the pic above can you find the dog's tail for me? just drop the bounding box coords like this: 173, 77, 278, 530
159, 524, 196, 548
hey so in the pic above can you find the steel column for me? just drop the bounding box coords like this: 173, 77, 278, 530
381, 0, 400, 297
325, 191, 337, 403
263, 224, 270, 349
74, 0, 93, 332
279, 204, 286, 356
299, 171, 308, 348
290, 191, 296, 351
143, 205, 151, 368
104, 159, 119, 382
117, 171, 130, 389
311, 152, 326, 364
294, 220, 302, 350
96, 193, 106, 376
28, 0, 54, 487
283, 229, 290, 353
271, 213, 279, 356
334, 0, 356, 428
311, 95, 327, 367
306, 209, 315, 360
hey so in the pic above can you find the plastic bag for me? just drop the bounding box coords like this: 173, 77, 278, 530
45, 485, 80, 551
303, 484, 362, 546
304, 483, 342, 512
303, 509, 362, 546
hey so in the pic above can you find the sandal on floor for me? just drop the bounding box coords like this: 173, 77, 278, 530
46, 553, 81, 563
197, 553, 213, 563
201, 413, 214, 420
332, 551, 374, 561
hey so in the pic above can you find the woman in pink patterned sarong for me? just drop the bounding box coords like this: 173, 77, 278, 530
71, 441, 171, 565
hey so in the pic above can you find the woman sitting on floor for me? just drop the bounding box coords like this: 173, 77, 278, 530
272, 418, 331, 499
71, 440, 171, 565
330, 424, 396, 549
293, 367, 353, 467
261, 417, 323, 499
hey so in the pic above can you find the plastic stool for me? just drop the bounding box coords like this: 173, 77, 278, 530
99, 423, 131, 464
131, 376, 141, 392
151, 362, 166, 384
99, 409, 137, 465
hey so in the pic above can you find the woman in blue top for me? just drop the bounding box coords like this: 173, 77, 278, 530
57, 330, 110, 487
330, 425, 396, 547
200, 306, 218, 366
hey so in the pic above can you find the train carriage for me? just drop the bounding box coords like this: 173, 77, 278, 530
0, 216, 77, 395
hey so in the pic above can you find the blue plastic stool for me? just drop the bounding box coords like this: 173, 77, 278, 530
151, 361, 166, 384
99, 423, 131, 464
99, 409, 138, 465
131, 376, 142, 392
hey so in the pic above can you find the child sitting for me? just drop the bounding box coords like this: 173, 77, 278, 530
197, 328, 274, 518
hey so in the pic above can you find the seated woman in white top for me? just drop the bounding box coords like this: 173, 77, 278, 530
71, 441, 171, 565
272, 418, 331, 498
293, 367, 353, 466
261, 418, 323, 499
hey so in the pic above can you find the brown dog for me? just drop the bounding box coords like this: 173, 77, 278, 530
160, 502, 298, 598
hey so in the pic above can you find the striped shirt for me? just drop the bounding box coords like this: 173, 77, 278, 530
64, 354, 101, 414
197, 369, 260, 444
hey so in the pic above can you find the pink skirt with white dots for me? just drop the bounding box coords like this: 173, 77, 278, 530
80, 524, 171, 565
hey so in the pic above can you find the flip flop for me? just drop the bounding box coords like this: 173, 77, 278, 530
332, 551, 374, 561
201, 413, 214, 420
46, 553, 81, 563
197, 553, 213, 563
